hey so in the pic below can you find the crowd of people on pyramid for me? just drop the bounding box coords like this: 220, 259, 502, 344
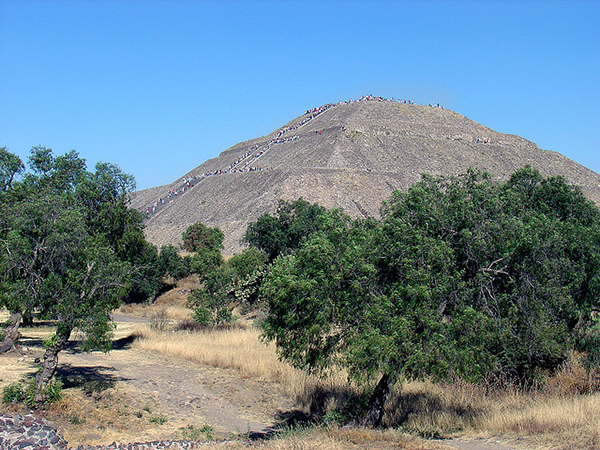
143, 95, 444, 216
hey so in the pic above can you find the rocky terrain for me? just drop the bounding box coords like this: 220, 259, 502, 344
129, 97, 600, 254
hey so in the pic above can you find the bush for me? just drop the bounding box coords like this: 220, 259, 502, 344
193, 305, 213, 327
181, 222, 223, 253
2, 382, 24, 404
41, 378, 62, 404
149, 414, 167, 425
2, 378, 62, 407
189, 267, 235, 327
546, 352, 600, 395
150, 309, 171, 331
191, 297, 233, 327
173, 319, 204, 332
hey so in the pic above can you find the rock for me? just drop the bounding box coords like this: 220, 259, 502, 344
0, 414, 67, 450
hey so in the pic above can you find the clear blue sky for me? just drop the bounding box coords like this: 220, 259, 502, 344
1, 0, 598, 190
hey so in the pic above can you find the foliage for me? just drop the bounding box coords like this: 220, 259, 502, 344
180, 222, 225, 283
227, 247, 268, 280
243, 198, 328, 261
189, 265, 234, 326
261, 208, 379, 375
181, 221, 224, 253
148, 415, 168, 425
0, 146, 156, 404
259, 168, 600, 424
0, 147, 24, 192
2, 378, 62, 407
576, 317, 600, 369
156, 244, 191, 280
178, 424, 215, 441
187, 248, 223, 280
2, 382, 24, 404
124, 241, 164, 303
188, 248, 268, 326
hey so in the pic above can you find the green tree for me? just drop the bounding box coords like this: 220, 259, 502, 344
188, 248, 269, 326
156, 244, 191, 281
187, 249, 223, 281
181, 222, 224, 281
0, 147, 148, 404
189, 264, 234, 326
243, 198, 327, 261
259, 168, 600, 426
0, 147, 24, 192
227, 247, 268, 282
181, 222, 224, 253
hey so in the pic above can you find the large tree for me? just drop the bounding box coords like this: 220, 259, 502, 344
243, 198, 327, 261
0, 147, 147, 404
259, 168, 600, 426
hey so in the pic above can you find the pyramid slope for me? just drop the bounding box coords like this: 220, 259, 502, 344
130, 99, 600, 254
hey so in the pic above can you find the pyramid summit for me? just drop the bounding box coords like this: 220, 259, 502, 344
130, 96, 600, 254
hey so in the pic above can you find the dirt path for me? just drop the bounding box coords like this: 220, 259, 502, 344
54, 316, 294, 439
57, 347, 532, 449
58, 346, 285, 437
1, 315, 533, 449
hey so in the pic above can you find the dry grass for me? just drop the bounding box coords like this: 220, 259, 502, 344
133, 322, 600, 449
115, 275, 200, 321
4, 303, 600, 449
117, 302, 193, 321
168, 427, 448, 450
253, 427, 449, 450
385, 376, 600, 449
481, 394, 600, 449
132, 325, 348, 400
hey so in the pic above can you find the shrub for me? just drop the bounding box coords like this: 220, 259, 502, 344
181, 222, 223, 253
2, 382, 24, 404
2, 378, 62, 407
173, 319, 204, 332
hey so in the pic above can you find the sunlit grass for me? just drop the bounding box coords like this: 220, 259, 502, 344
133, 325, 343, 399
134, 322, 600, 449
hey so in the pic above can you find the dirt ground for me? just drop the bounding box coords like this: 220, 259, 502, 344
0, 315, 532, 450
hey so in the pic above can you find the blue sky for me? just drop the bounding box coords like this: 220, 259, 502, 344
1, 0, 598, 191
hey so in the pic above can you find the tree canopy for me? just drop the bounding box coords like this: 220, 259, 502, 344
258, 167, 600, 425
181, 221, 224, 253
0, 146, 152, 404
188, 247, 268, 326
243, 198, 327, 261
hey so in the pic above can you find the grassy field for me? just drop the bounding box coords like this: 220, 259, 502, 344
3, 295, 600, 449
134, 323, 600, 450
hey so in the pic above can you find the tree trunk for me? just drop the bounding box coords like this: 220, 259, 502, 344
0, 311, 22, 354
22, 311, 33, 327
33, 327, 71, 405
362, 373, 394, 428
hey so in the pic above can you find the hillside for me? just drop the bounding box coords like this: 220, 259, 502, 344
129, 97, 600, 254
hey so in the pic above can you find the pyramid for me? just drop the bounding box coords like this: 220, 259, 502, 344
129, 97, 600, 254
